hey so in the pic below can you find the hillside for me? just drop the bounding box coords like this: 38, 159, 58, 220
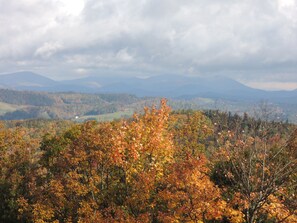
0, 71, 56, 89
0, 89, 140, 120
0, 88, 297, 123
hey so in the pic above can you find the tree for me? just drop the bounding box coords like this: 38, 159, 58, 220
157, 155, 243, 223
18, 100, 242, 222
18, 100, 175, 222
169, 111, 213, 158
212, 117, 297, 223
0, 124, 39, 222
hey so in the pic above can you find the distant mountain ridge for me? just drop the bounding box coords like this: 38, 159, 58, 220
0, 71, 57, 89
1, 71, 297, 104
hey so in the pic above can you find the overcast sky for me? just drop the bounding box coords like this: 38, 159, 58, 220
0, 0, 297, 90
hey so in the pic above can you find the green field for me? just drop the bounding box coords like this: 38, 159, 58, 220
0, 102, 20, 115
76, 109, 134, 122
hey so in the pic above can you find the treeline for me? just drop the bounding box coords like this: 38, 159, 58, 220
0, 89, 55, 106
0, 100, 296, 222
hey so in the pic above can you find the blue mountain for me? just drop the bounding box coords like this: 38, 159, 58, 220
1, 72, 296, 104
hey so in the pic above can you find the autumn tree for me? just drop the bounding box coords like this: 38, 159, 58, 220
212, 117, 297, 223
157, 111, 243, 223
18, 100, 242, 223
169, 111, 213, 158
0, 123, 39, 222
19, 121, 121, 222
18, 100, 175, 222
157, 155, 243, 223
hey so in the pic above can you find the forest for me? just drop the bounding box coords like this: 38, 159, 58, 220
0, 99, 296, 223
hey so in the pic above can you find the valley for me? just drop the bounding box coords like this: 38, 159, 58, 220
1, 72, 297, 123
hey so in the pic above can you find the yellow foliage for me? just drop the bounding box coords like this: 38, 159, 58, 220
14, 100, 244, 222
262, 195, 297, 223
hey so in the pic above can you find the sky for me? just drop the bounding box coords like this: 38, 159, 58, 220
0, 0, 297, 90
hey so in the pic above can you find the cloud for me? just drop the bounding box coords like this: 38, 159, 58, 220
0, 0, 296, 86
246, 81, 297, 91
34, 42, 63, 58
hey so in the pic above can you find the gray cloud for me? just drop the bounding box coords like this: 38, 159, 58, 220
0, 0, 297, 88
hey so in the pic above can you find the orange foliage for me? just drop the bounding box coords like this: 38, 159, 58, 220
15, 100, 243, 222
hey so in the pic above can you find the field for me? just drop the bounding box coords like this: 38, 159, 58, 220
76, 109, 134, 122
0, 102, 21, 115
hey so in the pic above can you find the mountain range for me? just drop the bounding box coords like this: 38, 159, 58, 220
1, 71, 297, 104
